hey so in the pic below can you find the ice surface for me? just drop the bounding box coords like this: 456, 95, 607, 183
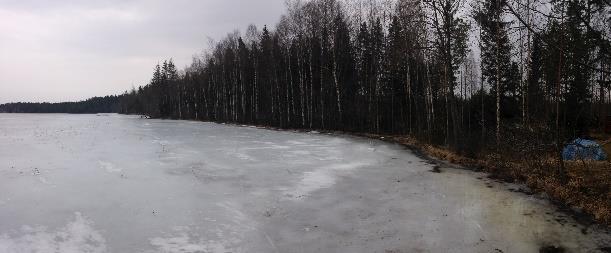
0, 114, 608, 253
0, 212, 106, 253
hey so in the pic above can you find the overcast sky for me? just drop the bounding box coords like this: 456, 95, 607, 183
0, 0, 286, 103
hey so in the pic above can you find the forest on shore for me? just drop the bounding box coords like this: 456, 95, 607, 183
1, 0, 610, 223
118, 0, 610, 152
0, 96, 120, 114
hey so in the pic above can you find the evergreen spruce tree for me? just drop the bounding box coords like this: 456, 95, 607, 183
474, 0, 513, 142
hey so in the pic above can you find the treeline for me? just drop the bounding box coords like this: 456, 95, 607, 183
0, 96, 121, 114
119, 0, 611, 155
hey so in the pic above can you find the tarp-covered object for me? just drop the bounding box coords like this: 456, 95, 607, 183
562, 138, 608, 161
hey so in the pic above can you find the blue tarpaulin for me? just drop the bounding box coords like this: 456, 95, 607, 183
562, 138, 607, 161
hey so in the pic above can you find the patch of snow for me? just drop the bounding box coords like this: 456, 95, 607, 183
98, 161, 122, 173
149, 233, 229, 253
0, 212, 107, 253
285, 162, 370, 199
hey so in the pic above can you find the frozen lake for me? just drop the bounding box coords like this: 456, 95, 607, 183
0, 114, 608, 253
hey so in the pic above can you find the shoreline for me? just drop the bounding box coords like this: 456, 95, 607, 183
150, 116, 611, 229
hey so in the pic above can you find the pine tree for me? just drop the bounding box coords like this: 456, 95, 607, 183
332, 11, 354, 128
385, 16, 407, 133
564, 0, 593, 135
356, 22, 371, 131
474, 0, 512, 143
527, 36, 544, 120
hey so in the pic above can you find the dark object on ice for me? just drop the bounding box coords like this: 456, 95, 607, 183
539, 245, 565, 253
430, 165, 442, 173
562, 138, 607, 161
599, 247, 611, 253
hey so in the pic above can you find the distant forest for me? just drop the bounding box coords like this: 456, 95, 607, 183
3, 0, 611, 154
0, 96, 120, 114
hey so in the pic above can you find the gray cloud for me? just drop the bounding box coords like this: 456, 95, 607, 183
0, 0, 286, 103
